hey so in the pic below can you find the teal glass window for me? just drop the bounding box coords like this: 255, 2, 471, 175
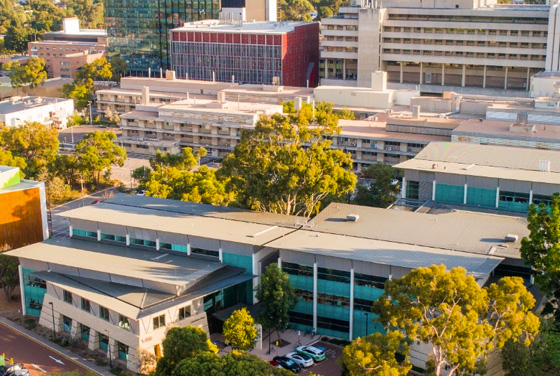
62, 316, 72, 332
72, 229, 96, 238
101, 233, 115, 241
171, 244, 187, 252
80, 324, 90, 342
191, 248, 219, 258
100, 306, 110, 321
99, 333, 109, 351
117, 342, 129, 360
406, 181, 419, 199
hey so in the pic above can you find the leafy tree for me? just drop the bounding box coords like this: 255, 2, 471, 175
75, 131, 126, 184
373, 265, 540, 376
0, 254, 19, 299
0, 150, 26, 177
0, 121, 59, 178
337, 108, 355, 120
156, 326, 217, 376
3, 20, 31, 54
521, 193, 560, 319
64, 58, 112, 108
63, 83, 92, 108
46, 176, 72, 204
109, 56, 128, 82
255, 264, 298, 349
223, 308, 258, 351
353, 163, 400, 208
49, 154, 79, 186
173, 351, 293, 376
3, 58, 47, 90
221, 109, 356, 217
342, 332, 411, 376
66, 0, 104, 29
279, 0, 314, 21
502, 319, 560, 376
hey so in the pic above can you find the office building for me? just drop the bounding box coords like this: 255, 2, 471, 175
395, 141, 560, 213
29, 18, 107, 78
320, 0, 556, 95
0, 165, 48, 252
0, 96, 74, 129
105, 0, 277, 76
170, 19, 320, 87
7, 193, 301, 372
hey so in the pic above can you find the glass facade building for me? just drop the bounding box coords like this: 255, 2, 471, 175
105, 0, 221, 75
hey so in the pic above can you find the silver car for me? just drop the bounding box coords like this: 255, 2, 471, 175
285, 351, 314, 368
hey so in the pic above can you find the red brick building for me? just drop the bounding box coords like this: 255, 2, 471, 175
170, 20, 319, 87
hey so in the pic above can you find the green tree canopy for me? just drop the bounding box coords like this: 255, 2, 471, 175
64, 57, 112, 108
279, 0, 314, 21
221, 108, 356, 217
352, 163, 400, 208
0, 254, 19, 299
65, 0, 104, 28
0, 150, 26, 177
521, 193, 560, 319
74, 131, 126, 184
223, 308, 258, 351
3, 20, 31, 54
502, 319, 560, 376
255, 264, 298, 342
3, 57, 48, 89
156, 326, 216, 376
0, 121, 59, 178
173, 351, 293, 376
373, 265, 540, 376
342, 332, 411, 376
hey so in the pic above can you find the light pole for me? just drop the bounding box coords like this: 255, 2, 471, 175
87, 101, 93, 125
48, 302, 56, 338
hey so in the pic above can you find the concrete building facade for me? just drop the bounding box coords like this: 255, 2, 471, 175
320, 0, 555, 95
0, 96, 74, 128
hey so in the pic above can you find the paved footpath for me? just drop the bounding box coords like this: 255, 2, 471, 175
0, 318, 112, 375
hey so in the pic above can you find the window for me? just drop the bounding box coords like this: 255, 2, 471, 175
99, 306, 110, 321
63, 290, 72, 304
63, 316, 72, 332
153, 314, 166, 330
179, 306, 191, 321
118, 342, 129, 360
99, 333, 109, 351
190, 248, 219, 258
81, 298, 91, 313
406, 181, 420, 200
119, 315, 130, 330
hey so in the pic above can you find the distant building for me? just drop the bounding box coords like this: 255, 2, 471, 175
0, 96, 74, 128
395, 141, 560, 213
170, 18, 320, 87
320, 0, 556, 95
105, 0, 277, 76
0, 165, 48, 252
28, 18, 107, 78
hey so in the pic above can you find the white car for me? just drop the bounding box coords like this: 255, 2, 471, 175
285, 351, 314, 368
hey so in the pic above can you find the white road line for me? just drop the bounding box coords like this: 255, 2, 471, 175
49, 355, 65, 365
32, 364, 47, 372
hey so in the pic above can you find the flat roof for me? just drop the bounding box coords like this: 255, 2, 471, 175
453, 119, 560, 142
7, 237, 225, 290
269, 230, 503, 280
339, 119, 450, 142
395, 142, 560, 185
158, 99, 282, 115
0, 97, 71, 114
59, 199, 299, 246
172, 20, 313, 35
221, 85, 313, 96
306, 203, 527, 258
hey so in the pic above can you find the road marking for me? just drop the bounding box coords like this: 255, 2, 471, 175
49, 356, 65, 365
151, 253, 169, 260
32, 364, 47, 372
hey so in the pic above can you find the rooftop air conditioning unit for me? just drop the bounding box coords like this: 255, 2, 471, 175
346, 214, 359, 222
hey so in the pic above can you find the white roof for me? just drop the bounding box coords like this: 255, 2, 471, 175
172, 20, 312, 35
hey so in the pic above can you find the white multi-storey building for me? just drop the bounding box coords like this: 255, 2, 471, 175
320, 0, 560, 95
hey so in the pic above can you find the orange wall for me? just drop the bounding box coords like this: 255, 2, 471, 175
0, 188, 44, 251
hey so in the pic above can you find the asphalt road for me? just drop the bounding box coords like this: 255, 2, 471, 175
0, 322, 91, 375
50, 187, 118, 238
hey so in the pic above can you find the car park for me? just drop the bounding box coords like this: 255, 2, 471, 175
296, 345, 326, 362
285, 352, 314, 368
273, 356, 301, 373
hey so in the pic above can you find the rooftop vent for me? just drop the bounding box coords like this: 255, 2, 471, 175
346, 214, 359, 222
504, 234, 519, 242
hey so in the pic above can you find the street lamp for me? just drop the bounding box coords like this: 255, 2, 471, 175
48, 302, 56, 338
87, 101, 93, 125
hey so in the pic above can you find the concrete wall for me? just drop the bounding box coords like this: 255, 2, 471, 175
314, 86, 395, 109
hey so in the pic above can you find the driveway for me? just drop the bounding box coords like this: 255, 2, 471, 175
300, 342, 342, 376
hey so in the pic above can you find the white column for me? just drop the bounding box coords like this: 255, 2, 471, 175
419, 62, 423, 84
400, 62, 404, 83
463, 183, 468, 204
313, 262, 318, 333
526, 67, 531, 91
69, 225, 73, 238
97, 229, 101, 241
504, 67, 508, 90
88, 329, 99, 351
156, 239, 160, 251
432, 180, 437, 201
253, 253, 259, 304
126, 234, 130, 246
461, 65, 466, 87
483, 65, 487, 88
219, 248, 223, 263
187, 243, 192, 256
349, 268, 355, 341
496, 187, 500, 209
529, 190, 534, 204
277, 257, 282, 268
401, 177, 407, 198
441, 64, 445, 86
70, 320, 80, 339
18, 265, 26, 316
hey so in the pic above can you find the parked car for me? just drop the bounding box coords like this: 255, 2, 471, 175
1, 364, 30, 376
269, 360, 283, 369
285, 351, 314, 367
273, 356, 301, 373
296, 345, 326, 362
91, 199, 102, 205
135, 189, 145, 196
